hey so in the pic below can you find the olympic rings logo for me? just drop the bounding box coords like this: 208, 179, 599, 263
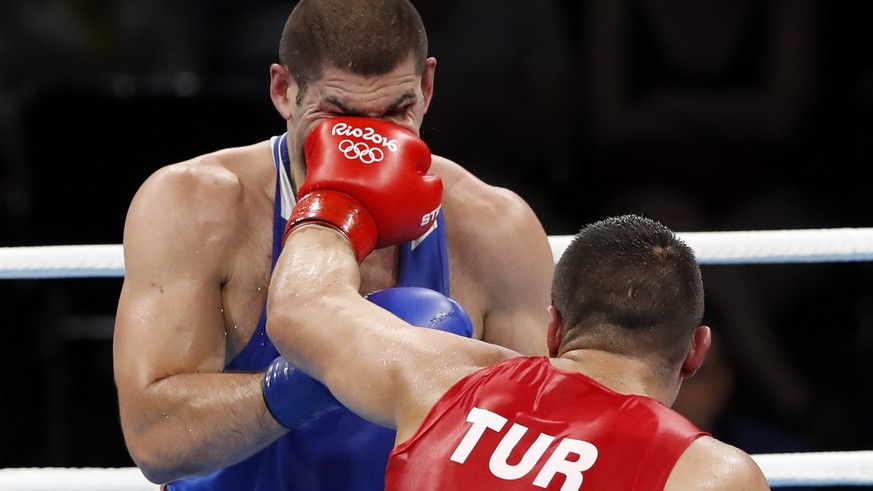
331, 122, 399, 152
338, 139, 385, 164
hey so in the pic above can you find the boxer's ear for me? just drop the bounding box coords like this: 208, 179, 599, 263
681, 326, 711, 378
270, 64, 297, 121
546, 305, 563, 358
421, 57, 436, 113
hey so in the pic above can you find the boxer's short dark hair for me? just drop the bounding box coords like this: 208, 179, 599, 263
279, 0, 428, 100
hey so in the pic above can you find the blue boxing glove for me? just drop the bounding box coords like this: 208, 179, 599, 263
365, 287, 474, 338
263, 356, 341, 429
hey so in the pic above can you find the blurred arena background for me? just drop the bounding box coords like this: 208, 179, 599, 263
1, 1, 872, 483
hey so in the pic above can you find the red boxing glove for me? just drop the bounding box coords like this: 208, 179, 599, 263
285, 117, 443, 262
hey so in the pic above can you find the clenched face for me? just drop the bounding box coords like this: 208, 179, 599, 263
270, 55, 436, 182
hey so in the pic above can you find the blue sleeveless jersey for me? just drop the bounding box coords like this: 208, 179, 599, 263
166, 134, 449, 491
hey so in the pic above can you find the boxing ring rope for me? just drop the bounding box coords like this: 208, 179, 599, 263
3, 227, 873, 280
0, 452, 872, 489
2, 227, 873, 488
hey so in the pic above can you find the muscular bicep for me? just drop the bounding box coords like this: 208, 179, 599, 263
114, 245, 226, 389
113, 167, 230, 422
306, 298, 512, 441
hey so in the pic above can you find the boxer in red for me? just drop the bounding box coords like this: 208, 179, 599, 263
271, 212, 771, 491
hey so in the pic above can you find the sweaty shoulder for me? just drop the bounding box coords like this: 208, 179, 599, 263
431, 155, 552, 266
134, 141, 273, 204
130, 142, 273, 221
428, 155, 553, 353
430, 154, 553, 261
664, 436, 771, 491
124, 141, 274, 277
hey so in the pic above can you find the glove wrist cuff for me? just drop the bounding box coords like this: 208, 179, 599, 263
284, 190, 377, 262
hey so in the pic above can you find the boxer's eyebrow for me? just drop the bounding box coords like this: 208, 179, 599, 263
324, 96, 355, 114
324, 92, 416, 118
383, 93, 416, 114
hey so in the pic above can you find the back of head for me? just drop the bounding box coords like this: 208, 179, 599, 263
551, 215, 704, 366
279, 0, 428, 93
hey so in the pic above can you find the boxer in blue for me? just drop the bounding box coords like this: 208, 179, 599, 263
113, 2, 553, 488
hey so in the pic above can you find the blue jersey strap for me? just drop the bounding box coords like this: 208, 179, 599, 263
398, 211, 448, 295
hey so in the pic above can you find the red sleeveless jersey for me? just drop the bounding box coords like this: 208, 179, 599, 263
385, 357, 708, 490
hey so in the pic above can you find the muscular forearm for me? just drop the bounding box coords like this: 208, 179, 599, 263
267, 226, 361, 377
122, 371, 286, 484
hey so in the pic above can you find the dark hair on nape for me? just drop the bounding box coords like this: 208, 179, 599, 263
279, 0, 428, 101
551, 214, 705, 365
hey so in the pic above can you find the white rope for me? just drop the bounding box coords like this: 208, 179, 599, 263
0, 244, 124, 279
0, 467, 155, 490
1, 451, 872, 488
2, 227, 873, 279
752, 450, 873, 487
550, 227, 873, 266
